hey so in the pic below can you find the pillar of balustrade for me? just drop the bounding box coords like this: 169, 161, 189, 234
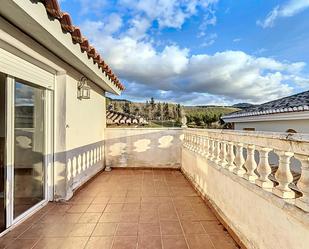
220, 141, 228, 168
208, 138, 214, 160
202, 136, 210, 158
188, 134, 193, 151
227, 142, 236, 172
255, 147, 274, 190
273, 150, 295, 199
213, 140, 221, 165
198, 136, 204, 155
243, 144, 258, 182
233, 143, 246, 176
191, 135, 196, 152
183, 133, 187, 148
294, 154, 309, 212
196, 136, 201, 153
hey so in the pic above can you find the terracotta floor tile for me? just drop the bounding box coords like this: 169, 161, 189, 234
112, 236, 137, 249
86, 204, 106, 213
138, 235, 162, 249
162, 235, 188, 249
116, 223, 138, 236
59, 237, 89, 249
186, 234, 215, 249
160, 221, 183, 235
62, 213, 83, 223
33, 237, 65, 249
92, 223, 118, 236
5, 238, 39, 249
67, 205, 89, 213
69, 223, 96, 237
18, 223, 46, 238
120, 212, 140, 223
208, 234, 239, 249
109, 197, 126, 203
0, 237, 17, 248
86, 236, 113, 249
105, 204, 124, 213
138, 223, 160, 236
201, 221, 227, 235
41, 223, 74, 238
122, 203, 140, 212
181, 221, 205, 234
78, 213, 102, 223
99, 213, 122, 223
92, 197, 110, 204
140, 211, 159, 224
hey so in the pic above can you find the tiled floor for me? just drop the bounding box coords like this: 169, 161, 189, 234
0, 169, 239, 249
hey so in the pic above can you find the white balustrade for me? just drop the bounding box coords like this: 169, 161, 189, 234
213, 140, 221, 164
255, 147, 274, 189
182, 130, 309, 212
294, 154, 309, 212
220, 141, 228, 168
233, 143, 246, 176
243, 145, 258, 182
227, 142, 236, 172
273, 150, 295, 199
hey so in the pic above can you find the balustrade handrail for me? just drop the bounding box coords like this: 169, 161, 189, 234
183, 128, 309, 213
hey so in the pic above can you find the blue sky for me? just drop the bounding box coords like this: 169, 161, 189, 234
59, 0, 309, 105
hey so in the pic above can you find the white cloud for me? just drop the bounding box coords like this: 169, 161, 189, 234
257, 0, 309, 28
120, 0, 218, 29
233, 38, 241, 43
81, 20, 309, 104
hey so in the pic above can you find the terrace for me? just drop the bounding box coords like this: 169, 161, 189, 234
1, 127, 309, 249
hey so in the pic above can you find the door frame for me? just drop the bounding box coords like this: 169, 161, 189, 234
4, 75, 54, 228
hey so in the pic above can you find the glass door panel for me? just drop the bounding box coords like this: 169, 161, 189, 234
14, 80, 45, 218
0, 73, 6, 232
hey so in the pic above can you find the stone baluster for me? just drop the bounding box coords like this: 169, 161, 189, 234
233, 143, 246, 176
294, 154, 309, 212
243, 145, 258, 182
202, 136, 210, 158
213, 140, 221, 164
273, 150, 295, 199
208, 138, 214, 160
255, 147, 274, 189
227, 142, 236, 172
198, 136, 204, 155
183, 133, 187, 148
188, 134, 193, 151
191, 135, 196, 151
195, 136, 200, 153
220, 141, 228, 168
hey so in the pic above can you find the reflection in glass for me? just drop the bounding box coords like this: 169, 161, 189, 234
0, 73, 6, 231
14, 81, 45, 218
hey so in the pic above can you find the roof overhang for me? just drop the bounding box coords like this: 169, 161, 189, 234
0, 0, 121, 95
223, 111, 309, 123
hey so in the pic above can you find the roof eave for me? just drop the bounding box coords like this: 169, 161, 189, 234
0, 0, 122, 95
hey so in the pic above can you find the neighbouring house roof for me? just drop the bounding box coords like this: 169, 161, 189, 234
40, 0, 124, 91
107, 110, 148, 125
223, 90, 309, 120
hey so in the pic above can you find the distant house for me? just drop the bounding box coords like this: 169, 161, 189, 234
222, 90, 309, 133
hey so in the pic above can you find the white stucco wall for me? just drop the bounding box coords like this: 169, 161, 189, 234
105, 128, 183, 168
182, 148, 309, 249
0, 16, 108, 200
235, 119, 309, 133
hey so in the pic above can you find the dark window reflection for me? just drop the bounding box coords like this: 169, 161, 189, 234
14, 80, 45, 218
0, 73, 6, 231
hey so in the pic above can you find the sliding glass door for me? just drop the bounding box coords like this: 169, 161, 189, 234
0, 73, 6, 232
0, 73, 52, 232
14, 80, 45, 219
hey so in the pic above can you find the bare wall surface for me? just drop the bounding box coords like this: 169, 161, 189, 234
235, 120, 309, 133
105, 128, 183, 168
182, 148, 309, 249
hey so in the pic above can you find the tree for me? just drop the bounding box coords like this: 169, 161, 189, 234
163, 103, 169, 120
122, 102, 130, 114
155, 102, 162, 120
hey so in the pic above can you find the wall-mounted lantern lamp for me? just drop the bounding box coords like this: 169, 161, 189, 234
77, 76, 91, 100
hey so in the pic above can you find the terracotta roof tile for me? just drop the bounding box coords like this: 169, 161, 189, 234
40, 0, 124, 91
